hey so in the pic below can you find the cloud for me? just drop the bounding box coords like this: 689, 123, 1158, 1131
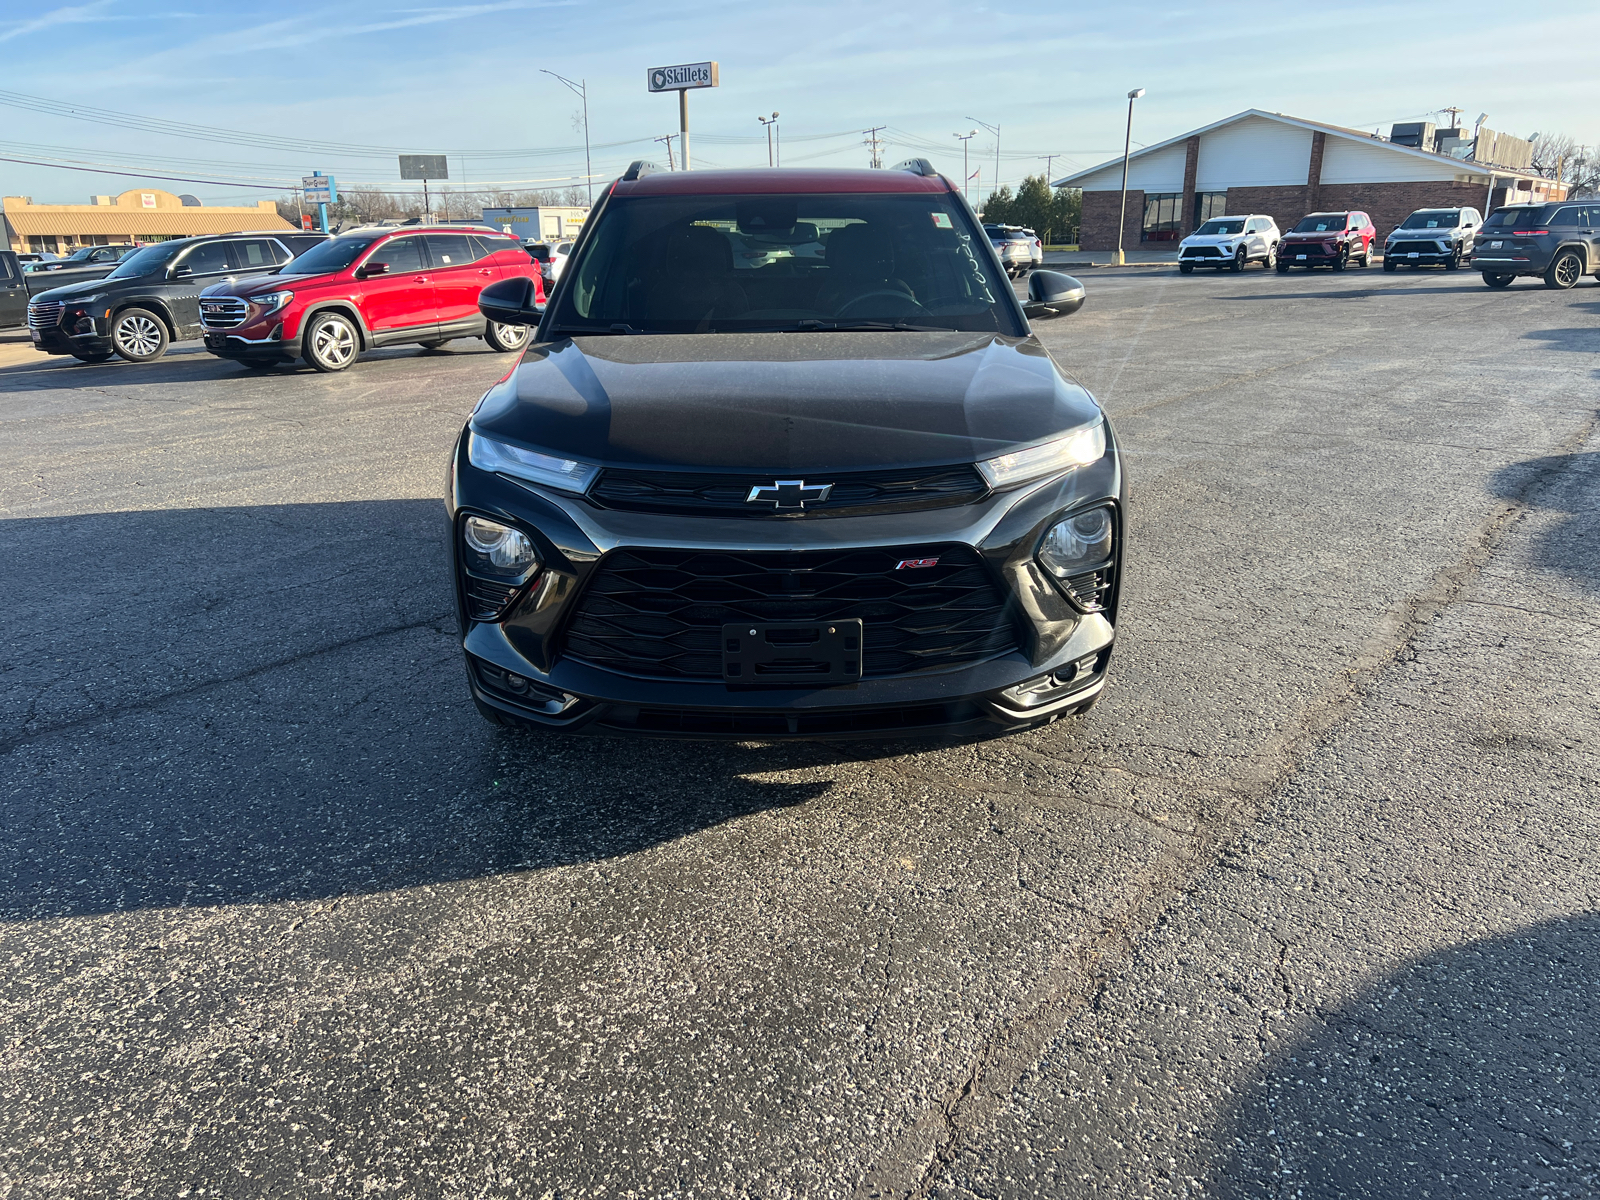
0, 1, 115, 44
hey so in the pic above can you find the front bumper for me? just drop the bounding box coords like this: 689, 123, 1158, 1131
29, 313, 111, 356
202, 323, 298, 362
448, 428, 1127, 740
1279, 243, 1342, 264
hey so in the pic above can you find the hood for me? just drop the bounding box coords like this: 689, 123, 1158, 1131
471, 332, 1103, 472
1181, 233, 1245, 246
205, 271, 327, 297
1282, 230, 1343, 240
29, 279, 116, 304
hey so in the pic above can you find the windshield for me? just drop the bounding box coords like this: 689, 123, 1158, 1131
106, 241, 187, 279
63, 247, 97, 262
1401, 211, 1460, 229
1482, 208, 1543, 230
1292, 215, 1346, 233
552, 191, 1018, 334
281, 235, 383, 276
1195, 219, 1245, 236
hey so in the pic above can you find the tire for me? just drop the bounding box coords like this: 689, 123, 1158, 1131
1444, 251, 1461, 271
1276, 261, 1290, 274
1230, 246, 1246, 272
110, 308, 169, 363
1544, 250, 1584, 290
304, 311, 359, 372
1263, 245, 1277, 269
484, 321, 531, 353
1178, 262, 1194, 275
1383, 258, 1397, 272
1484, 273, 1514, 289
1331, 249, 1347, 272
1358, 247, 1371, 267
71, 350, 115, 363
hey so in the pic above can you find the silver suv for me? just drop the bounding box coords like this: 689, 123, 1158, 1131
1383, 207, 1482, 271
985, 225, 1033, 278
1178, 214, 1280, 272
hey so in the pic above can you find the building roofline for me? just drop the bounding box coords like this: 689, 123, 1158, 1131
1051, 108, 1544, 188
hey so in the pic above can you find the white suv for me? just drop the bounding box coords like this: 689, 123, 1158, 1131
1178, 214, 1280, 273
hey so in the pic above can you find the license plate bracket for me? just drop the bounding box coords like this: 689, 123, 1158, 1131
722, 619, 862, 687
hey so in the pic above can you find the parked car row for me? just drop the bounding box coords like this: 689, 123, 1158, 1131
10, 225, 546, 370
1174, 201, 1600, 290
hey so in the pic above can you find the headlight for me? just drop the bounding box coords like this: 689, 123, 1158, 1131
467, 430, 599, 494
72, 292, 105, 304
977, 419, 1106, 490
250, 290, 294, 315
461, 515, 539, 579
1037, 506, 1115, 579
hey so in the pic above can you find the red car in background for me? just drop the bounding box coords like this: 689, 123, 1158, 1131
198, 225, 545, 372
1275, 211, 1376, 271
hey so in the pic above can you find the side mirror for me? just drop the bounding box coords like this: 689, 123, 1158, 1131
1022, 270, 1085, 320
169, 264, 193, 279
356, 260, 390, 279
479, 275, 545, 327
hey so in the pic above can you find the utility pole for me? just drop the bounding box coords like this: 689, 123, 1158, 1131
969, 117, 1000, 195
955, 130, 977, 203
1038, 153, 1061, 184
542, 70, 592, 204
1115, 88, 1145, 266
1441, 106, 1464, 130
863, 125, 885, 169
654, 133, 677, 171
758, 112, 779, 167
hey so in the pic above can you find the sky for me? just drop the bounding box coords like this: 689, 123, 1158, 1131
2, 0, 1599, 207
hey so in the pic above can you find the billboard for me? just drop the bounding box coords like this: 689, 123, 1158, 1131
398, 155, 449, 180
647, 62, 718, 92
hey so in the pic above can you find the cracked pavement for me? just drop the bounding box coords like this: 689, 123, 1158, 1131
1, 269, 1597, 1198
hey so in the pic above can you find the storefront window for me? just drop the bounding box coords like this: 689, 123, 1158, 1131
1141, 193, 1182, 242
1194, 192, 1226, 228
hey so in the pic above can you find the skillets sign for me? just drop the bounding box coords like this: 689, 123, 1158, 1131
648, 62, 718, 92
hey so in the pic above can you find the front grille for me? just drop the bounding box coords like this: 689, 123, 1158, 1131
1284, 243, 1332, 256
589, 464, 989, 519
608, 699, 989, 737
199, 298, 249, 330
563, 544, 1017, 681
1183, 246, 1224, 258
27, 301, 63, 330
1389, 240, 1445, 255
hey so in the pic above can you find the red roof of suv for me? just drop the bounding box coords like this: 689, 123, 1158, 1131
615, 167, 952, 197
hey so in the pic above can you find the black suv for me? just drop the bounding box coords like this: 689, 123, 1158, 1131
1473, 202, 1600, 289
447, 160, 1116, 741
27, 230, 326, 363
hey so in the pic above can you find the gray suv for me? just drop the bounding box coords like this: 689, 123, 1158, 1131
1472, 202, 1600, 289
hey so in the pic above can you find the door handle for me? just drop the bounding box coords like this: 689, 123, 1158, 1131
414, 275, 429, 282
479, 268, 494, 276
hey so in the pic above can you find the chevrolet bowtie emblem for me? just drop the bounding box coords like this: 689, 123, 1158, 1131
746, 479, 834, 509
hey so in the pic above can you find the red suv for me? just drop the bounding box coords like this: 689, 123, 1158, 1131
198, 225, 545, 372
1275, 211, 1376, 271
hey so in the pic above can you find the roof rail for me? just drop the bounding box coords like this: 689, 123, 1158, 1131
621, 160, 661, 181
893, 158, 938, 177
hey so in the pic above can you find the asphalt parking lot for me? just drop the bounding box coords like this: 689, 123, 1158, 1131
2, 266, 1598, 1198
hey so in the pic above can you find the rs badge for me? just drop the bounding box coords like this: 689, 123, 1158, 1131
894, 557, 940, 570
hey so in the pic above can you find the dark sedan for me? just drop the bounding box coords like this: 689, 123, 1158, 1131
445, 160, 1117, 740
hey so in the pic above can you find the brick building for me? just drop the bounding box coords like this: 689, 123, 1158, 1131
1058, 110, 1563, 252
2, 189, 293, 255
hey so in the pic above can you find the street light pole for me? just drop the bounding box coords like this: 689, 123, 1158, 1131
955, 130, 977, 203
542, 69, 592, 204
758, 112, 779, 167
969, 117, 1000, 195
1114, 88, 1145, 266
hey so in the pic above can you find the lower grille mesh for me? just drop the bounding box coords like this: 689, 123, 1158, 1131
564, 544, 1017, 680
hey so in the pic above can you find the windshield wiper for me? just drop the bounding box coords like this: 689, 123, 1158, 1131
779, 319, 946, 333
548, 323, 645, 337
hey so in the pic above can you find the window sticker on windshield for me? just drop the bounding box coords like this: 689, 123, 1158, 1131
931, 212, 953, 229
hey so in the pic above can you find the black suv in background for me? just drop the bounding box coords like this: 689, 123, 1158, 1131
27, 230, 326, 363
1473, 202, 1600, 289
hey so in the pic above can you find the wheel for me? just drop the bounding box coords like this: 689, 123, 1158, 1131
1263, 245, 1277, 269
70, 350, 114, 363
1444, 251, 1461, 271
110, 308, 168, 363
1358, 247, 1371, 267
1179, 262, 1194, 275
1330, 249, 1347, 272
484, 321, 531, 353
1544, 250, 1583, 290
1484, 273, 1514, 289
304, 311, 359, 372
1229, 246, 1246, 272
1276, 261, 1290, 274
1383, 258, 1397, 272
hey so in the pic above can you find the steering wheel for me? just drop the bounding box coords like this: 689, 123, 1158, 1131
835, 290, 925, 320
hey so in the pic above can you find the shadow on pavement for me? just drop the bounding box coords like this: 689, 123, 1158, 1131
0, 501, 851, 921
1489, 450, 1600, 593
1221, 284, 1488, 301
1522, 328, 1600, 352
1215, 913, 1600, 1198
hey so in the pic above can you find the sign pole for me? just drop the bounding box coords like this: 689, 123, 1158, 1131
680, 89, 690, 171
316, 170, 328, 234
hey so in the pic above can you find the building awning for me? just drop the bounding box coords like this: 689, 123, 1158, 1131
3, 209, 295, 237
